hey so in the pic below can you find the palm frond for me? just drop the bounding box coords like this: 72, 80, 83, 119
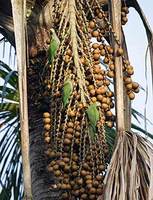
99, 131, 153, 200
0, 61, 23, 200
132, 108, 153, 126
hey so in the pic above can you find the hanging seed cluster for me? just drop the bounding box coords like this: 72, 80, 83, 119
41, 0, 139, 199
121, 5, 129, 25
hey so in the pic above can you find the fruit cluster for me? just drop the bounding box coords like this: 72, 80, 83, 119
121, 6, 129, 25
41, 0, 139, 199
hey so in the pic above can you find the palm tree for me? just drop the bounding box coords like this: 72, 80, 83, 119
0, 60, 23, 199
0, 0, 153, 200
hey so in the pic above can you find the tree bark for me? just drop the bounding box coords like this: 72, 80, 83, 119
28, 56, 62, 199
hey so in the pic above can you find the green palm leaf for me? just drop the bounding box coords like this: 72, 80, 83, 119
0, 61, 23, 200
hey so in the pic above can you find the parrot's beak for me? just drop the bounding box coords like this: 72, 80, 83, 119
50, 28, 54, 35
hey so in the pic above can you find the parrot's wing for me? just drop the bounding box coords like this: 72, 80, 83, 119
62, 79, 73, 107
88, 125, 96, 142
86, 103, 100, 130
48, 30, 60, 64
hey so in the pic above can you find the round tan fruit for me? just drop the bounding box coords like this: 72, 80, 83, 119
107, 70, 114, 78
132, 82, 139, 89
122, 6, 129, 14
116, 47, 124, 56
92, 30, 99, 37
124, 77, 132, 84
67, 121, 74, 128
93, 53, 100, 60
92, 43, 99, 49
43, 117, 51, 124
43, 112, 50, 118
89, 21, 96, 29
44, 124, 51, 131
126, 83, 133, 90
128, 92, 135, 100
44, 136, 51, 143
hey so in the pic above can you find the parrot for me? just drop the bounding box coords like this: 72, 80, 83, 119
48, 28, 60, 81
62, 78, 73, 108
86, 103, 100, 140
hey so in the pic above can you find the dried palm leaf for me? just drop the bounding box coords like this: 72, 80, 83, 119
99, 131, 153, 200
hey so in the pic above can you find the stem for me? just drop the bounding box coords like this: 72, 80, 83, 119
121, 29, 131, 130
69, 0, 86, 104
110, 0, 125, 134
11, 0, 32, 199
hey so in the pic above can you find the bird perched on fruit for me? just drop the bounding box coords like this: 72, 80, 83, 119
86, 103, 100, 141
62, 78, 73, 108
48, 28, 60, 81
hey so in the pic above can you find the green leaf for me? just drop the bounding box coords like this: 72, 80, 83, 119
131, 123, 153, 139
1, 70, 18, 104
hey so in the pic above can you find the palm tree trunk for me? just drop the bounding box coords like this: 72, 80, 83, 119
27, 57, 62, 200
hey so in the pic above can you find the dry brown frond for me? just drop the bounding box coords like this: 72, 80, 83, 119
98, 131, 153, 200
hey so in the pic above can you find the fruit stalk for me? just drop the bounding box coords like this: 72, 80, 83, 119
69, 0, 86, 104
110, 0, 125, 134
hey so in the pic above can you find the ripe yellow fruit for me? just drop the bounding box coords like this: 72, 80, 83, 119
93, 53, 100, 60
44, 136, 51, 143
100, 49, 106, 56
89, 21, 96, 29
91, 97, 97, 103
64, 138, 71, 145
116, 47, 124, 56
106, 110, 113, 117
128, 92, 135, 100
43, 117, 51, 124
132, 82, 139, 89
68, 110, 76, 117
92, 43, 99, 49
66, 49, 72, 56
64, 55, 70, 63
90, 89, 96, 96
44, 124, 51, 131
126, 83, 133, 90
93, 49, 100, 54
124, 76, 132, 84
106, 121, 113, 128
109, 63, 115, 71
92, 30, 99, 37
107, 70, 114, 78
43, 112, 50, 118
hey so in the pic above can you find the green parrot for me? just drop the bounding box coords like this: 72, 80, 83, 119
86, 103, 100, 140
48, 28, 60, 80
62, 79, 73, 108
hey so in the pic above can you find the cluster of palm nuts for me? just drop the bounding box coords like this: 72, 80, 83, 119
41, 0, 139, 199
121, 5, 129, 25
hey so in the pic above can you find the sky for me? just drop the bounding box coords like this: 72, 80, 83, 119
0, 1, 153, 134
123, 1, 153, 133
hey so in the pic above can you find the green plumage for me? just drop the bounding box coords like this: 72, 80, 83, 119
62, 79, 73, 107
48, 29, 60, 64
86, 103, 100, 139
